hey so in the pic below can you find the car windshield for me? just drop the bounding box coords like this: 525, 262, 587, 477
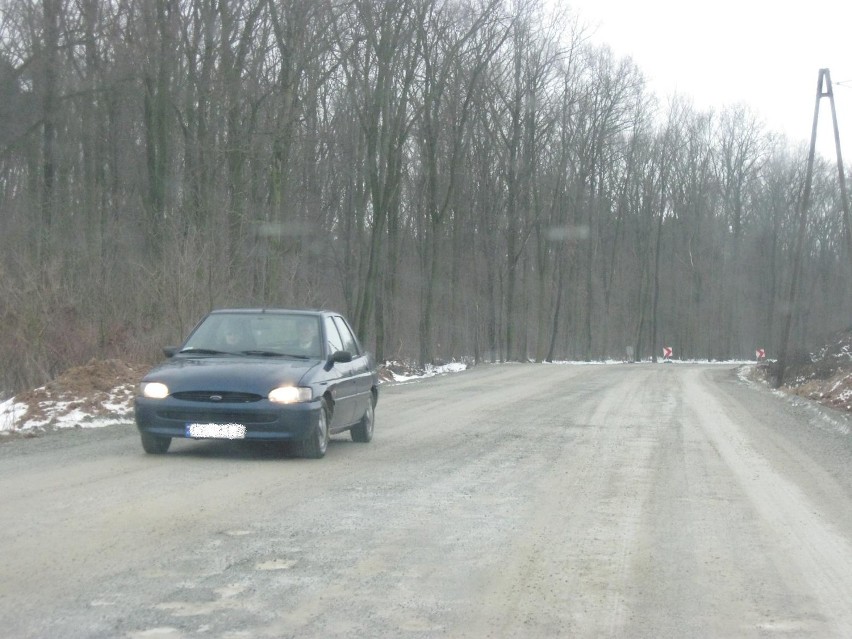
181, 313, 323, 359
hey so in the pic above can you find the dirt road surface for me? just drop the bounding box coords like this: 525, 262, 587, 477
3, 363, 852, 638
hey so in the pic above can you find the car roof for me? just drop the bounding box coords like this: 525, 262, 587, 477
208, 308, 341, 317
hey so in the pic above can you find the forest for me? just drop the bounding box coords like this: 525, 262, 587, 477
1, 0, 850, 398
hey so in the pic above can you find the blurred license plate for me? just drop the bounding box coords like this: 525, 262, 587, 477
186, 423, 246, 439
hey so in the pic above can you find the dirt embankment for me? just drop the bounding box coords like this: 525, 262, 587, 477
11, 359, 150, 427
755, 329, 852, 413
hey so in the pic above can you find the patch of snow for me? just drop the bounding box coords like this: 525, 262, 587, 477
737, 364, 755, 385
1, 385, 134, 433
0, 398, 29, 432
390, 361, 468, 383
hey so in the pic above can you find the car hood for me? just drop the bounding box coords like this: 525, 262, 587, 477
142, 355, 321, 393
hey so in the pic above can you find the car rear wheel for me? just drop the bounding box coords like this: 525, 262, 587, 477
140, 432, 171, 454
350, 397, 375, 443
300, 399, 329, 459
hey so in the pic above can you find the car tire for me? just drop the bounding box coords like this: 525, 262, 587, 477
140, 432, 171, 454
300, 399, 330, 459
350, 396, 375, 443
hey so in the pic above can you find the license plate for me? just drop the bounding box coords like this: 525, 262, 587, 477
186, 423, 247, 439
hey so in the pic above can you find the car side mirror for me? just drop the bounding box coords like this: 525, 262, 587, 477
163, 346, 179, 358
330, 350, 353, 364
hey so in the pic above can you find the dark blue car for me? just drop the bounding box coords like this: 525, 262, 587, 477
134, 309, 378, 458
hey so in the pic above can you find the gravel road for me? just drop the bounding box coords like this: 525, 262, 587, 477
3, 363, 852, 638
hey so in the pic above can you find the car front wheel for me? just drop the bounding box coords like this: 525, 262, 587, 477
140, 432, 171, 454
300, 399, 329, 459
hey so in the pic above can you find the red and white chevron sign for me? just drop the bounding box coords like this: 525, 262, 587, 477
663, 347, 672, 359
756, 348, 766, 360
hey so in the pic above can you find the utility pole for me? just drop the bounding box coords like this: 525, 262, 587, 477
825, 71, 852, 263
775, 69, 850, 387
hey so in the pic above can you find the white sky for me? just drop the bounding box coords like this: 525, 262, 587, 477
566, 0, 852, 161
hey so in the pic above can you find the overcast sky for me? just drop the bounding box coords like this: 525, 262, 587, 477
565, 0, 852, 161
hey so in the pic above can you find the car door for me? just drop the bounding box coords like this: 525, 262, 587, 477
332, 315, 373, 419
323, 316, 358, 427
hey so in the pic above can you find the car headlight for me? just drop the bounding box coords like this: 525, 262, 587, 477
268, 386, 312, 404
141, 382, 169, 399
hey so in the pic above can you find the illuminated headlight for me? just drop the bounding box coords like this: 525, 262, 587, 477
269, 386, 312, 404
140, 382, 169, 399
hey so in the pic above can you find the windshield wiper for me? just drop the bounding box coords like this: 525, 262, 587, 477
178, 347, 236, 356
240, 350, 311, 359
240, 349, 285, 357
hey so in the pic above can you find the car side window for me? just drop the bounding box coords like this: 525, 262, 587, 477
323, 317, 345, 354
333, 316, 360, 356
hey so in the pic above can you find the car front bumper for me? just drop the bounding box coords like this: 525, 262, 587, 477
134, 396, 320, 442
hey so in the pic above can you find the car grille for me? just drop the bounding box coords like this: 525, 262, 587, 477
171, 391, 263, 403
158, 409, 278, 424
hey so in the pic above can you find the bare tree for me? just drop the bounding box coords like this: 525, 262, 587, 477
415, 0, 507, 365
713, 105, 769, 357
339, 0, 426, 361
